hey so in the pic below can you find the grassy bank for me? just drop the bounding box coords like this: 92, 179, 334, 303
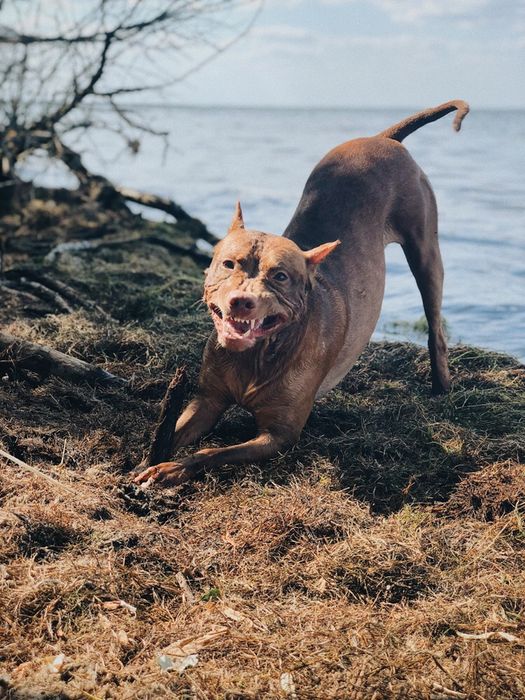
0, 201, 524, 699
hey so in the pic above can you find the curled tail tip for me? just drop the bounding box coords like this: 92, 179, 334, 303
452, 99, 470, 132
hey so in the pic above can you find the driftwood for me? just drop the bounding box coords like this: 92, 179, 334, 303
115, 186, 218, 246
4, 267, 110, 317
16, 278, 74, 313
45, 231, 212, 266
0, 331, 127, 386
143, 367, 187, 467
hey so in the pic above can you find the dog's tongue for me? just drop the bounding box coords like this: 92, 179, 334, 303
227, 317, 264, 336
230, 318, 251, 334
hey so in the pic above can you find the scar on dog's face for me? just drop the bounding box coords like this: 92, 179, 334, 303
204, 202, 339, 352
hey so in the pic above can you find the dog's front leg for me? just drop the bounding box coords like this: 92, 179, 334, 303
171, 395, 229, 449
133, 420, 298, 487
133, 393, 229, 485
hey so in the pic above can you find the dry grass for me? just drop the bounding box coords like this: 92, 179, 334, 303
1, 203, 524, 699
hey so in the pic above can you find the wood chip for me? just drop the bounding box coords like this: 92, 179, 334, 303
162, 627, 228, 657
175, 571, 195, 605
102, 599, 137, 616
456, 630, 521, 643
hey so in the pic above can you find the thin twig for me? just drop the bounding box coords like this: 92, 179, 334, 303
0, 447, 78, 496
175, 571, 195, 605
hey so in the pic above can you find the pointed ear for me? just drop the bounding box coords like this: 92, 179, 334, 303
304, 239, 340, 266
228, 200, 245, 233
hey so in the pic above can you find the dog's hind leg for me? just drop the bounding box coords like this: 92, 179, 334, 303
403, 241, 450, 394
397, 185, 451, 395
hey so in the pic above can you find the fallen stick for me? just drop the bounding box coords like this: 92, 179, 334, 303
0, 331, 128, 386
143, 367, 187, 467
19, 278, 74, 313
431, 683, 467, 699
175, 571, 196, 605
5, 268, 109, 317
0, 282, 41, 306
45, 232, 211, 266
0, 447, 78, 496
115, 185, 219, 246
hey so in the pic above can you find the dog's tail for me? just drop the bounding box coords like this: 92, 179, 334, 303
378, 100, 470, 142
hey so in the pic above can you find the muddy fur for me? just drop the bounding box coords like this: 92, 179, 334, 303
0, 200, 524, 699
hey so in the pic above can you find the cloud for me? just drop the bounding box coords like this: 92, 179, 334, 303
169, 0, 524, 108
367, 0, 490, 23
320, 0, 523, 25
242, 23, 523, 58
239, 24, 321, 57
252, 25, 313, 42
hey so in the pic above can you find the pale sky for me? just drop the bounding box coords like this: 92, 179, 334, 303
173, 0, 525, 108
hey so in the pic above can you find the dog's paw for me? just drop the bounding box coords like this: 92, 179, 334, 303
133, 461, 191, 487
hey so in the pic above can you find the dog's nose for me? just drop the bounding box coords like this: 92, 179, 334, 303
228, 292, 257, 313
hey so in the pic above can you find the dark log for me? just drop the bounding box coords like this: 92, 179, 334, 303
0, 331, 127, 386
4, 268, 111, 317
17, 278, 74, 313
144, 234, 213, 265
143, 367, 187, 466
0, 282, 41, 306
115, 185, 219, 246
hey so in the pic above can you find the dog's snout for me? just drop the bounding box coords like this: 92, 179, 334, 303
228, 293, 257, 313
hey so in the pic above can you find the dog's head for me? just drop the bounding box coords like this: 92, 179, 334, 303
204, 202, 339, 352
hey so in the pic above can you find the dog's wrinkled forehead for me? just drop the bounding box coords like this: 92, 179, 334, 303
215, 228, 308, 277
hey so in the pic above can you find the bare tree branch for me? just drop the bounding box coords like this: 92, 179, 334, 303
0, 0, 260, 236
31, 30, 115, 130
0, 6, 185, 45
1, 0, 260, 165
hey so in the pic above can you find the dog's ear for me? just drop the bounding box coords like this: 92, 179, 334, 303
304, 239, 340, 266
228, 200, 245, 233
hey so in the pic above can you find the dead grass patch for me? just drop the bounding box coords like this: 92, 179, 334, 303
1, 209, 524, 698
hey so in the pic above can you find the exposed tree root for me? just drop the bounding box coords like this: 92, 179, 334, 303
45, 231, 212, 265
4, 267, 110, 317
0, 331, 128, 386
115, 185, 218, 245
16, 278, 74, 313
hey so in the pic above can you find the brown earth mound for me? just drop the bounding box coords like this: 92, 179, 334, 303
442, 460, 525, 521
1, 199, 524, 698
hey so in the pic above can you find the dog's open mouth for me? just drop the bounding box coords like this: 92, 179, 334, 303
209, 304, 286, 347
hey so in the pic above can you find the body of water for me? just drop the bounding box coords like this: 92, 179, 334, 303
28, 106, 525, 360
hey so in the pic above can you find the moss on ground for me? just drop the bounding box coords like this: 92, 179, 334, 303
0, 201, 524, 699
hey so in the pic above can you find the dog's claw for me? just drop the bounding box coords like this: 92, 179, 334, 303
133, 461, 191, 487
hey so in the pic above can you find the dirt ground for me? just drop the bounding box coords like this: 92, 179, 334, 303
1, 198, 524, 699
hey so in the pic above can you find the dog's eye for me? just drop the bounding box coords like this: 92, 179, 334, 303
273, 270, 289, 282
222, 260, 235, 269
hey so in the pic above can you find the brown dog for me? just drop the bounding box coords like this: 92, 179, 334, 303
134, 100, 469, 487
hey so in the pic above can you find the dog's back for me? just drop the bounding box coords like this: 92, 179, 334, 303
285, 100, 469, 395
